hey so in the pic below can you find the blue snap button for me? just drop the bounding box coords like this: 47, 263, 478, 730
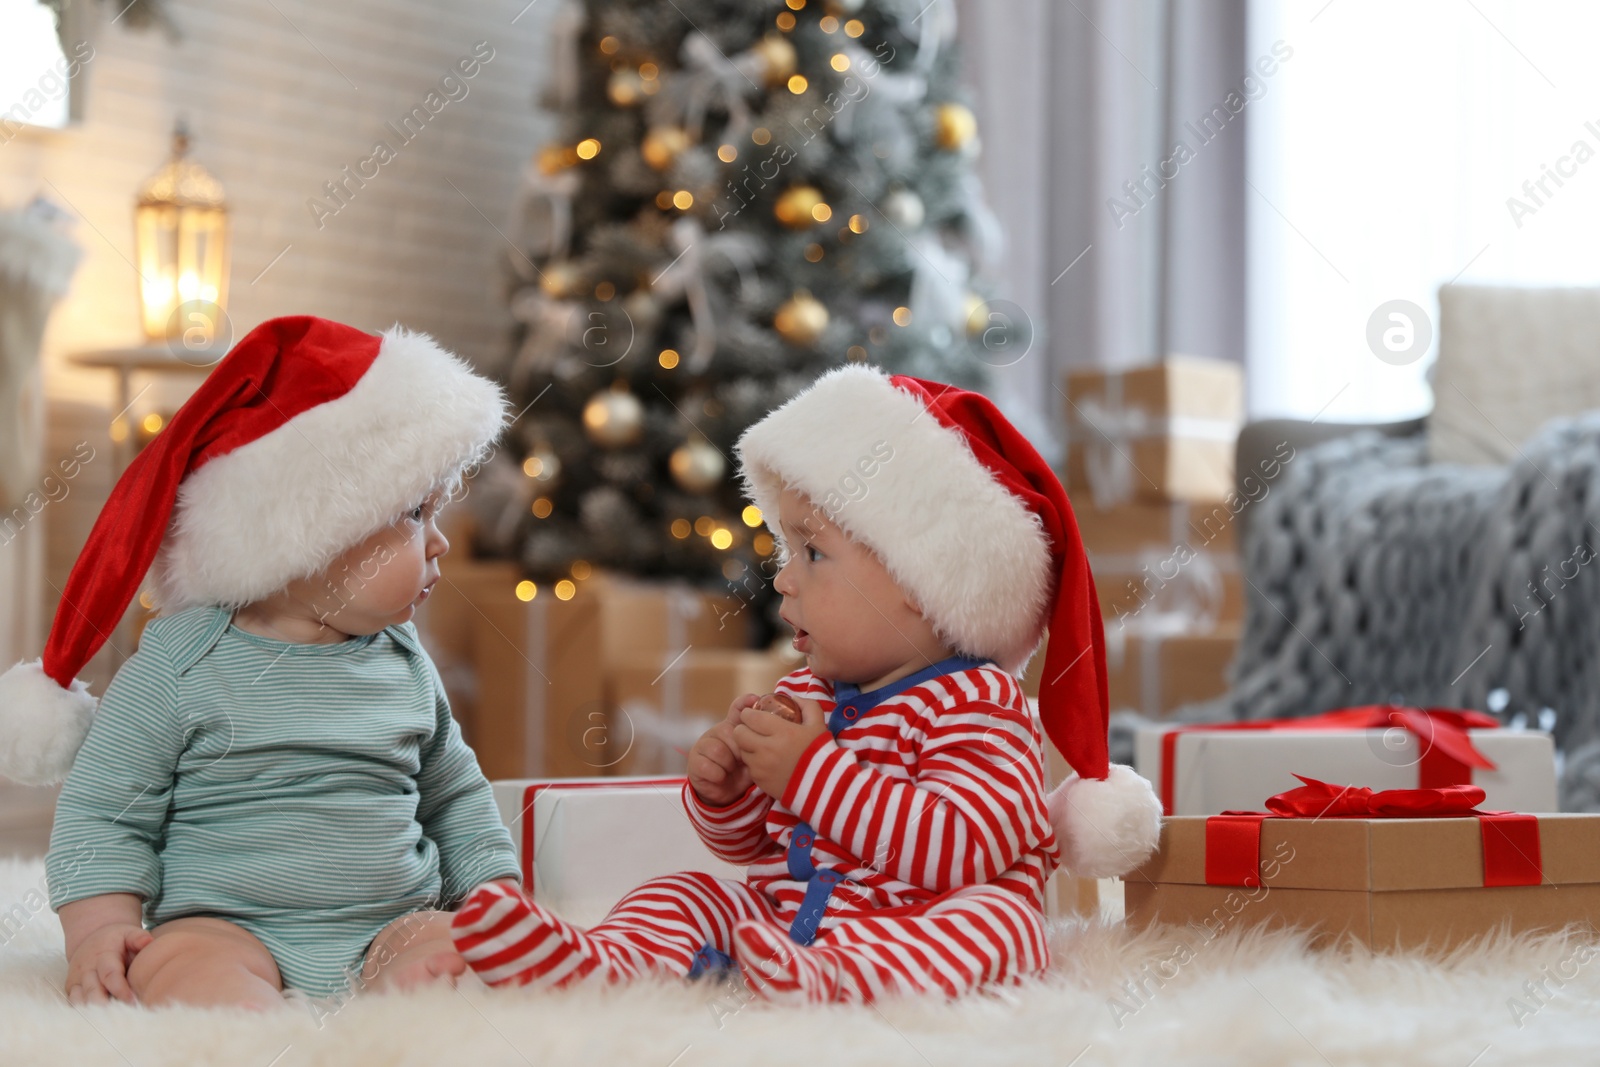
842, 706, 859, 720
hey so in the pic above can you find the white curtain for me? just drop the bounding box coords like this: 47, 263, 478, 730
956, 0, 1248, 456
1247, 0, 1600, 422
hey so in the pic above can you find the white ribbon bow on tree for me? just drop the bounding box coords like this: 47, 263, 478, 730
663, 32, 760, 141
650, 217, 765, 374
518, 165, 582, 267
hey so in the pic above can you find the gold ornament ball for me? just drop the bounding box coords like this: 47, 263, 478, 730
753, 34, 798, 87
934, 102, 978, 151
582, 387, 645, 447
775, 185, 826, 229
523, 444, 562, 485
641, 125, 691, 172
669, 439, 726, 494
963, 292, 988, 336
608, 68, 645, 106
540, 263, 581, 298
774, 292, 830, 346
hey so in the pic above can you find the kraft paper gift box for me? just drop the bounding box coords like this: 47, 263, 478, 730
420, 558, 746, 780
1092, 549, 1244, 629
1135, 717, 1559, 816
492, 777, 744, 926
1064, 356, 1244, 506
1100, 623, 1239, 715
605, 648, 801, 776
1126, 805, 1600, 952
1074, 499, 1238, 557
1020, 623, 1238, 710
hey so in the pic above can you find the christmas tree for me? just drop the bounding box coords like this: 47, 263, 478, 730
474, 0, 1014, 637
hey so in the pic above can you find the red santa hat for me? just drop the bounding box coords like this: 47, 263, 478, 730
0, 315, 507, 785
736, 365, 1161, 878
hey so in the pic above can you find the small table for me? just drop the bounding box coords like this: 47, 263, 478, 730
67, 343, 226, 472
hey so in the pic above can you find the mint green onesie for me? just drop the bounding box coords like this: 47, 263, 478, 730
44, 606, 518, 997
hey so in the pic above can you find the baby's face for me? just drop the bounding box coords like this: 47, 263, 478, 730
296, 490, 450, 634
771, 486, 949, 691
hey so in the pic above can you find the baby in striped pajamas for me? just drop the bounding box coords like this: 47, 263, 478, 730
452, 366, 1162, 1002
6, 317, 522, 1009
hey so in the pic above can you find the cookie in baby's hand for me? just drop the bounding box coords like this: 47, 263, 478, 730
755, 692, 803, 723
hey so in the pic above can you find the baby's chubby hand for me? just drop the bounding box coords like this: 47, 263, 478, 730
65, 923, 152, 1006
688, 696, 758, 806
734, 696, 828, 800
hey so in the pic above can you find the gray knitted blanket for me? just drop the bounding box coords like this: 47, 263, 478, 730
1200, 414, 1600, 811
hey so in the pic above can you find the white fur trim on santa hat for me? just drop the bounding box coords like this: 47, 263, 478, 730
0, 209, 83, 297
149, 326, 507, 612
736, 365, 1052, 671
0, 660, 96, 785
1047, 764, 1163, 878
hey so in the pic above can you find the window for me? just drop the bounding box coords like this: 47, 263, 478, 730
0, 0, 74, 135
1248, 0, 1600, 421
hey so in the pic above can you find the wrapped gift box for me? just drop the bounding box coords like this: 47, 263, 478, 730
418, 558, 747, 780
1093, 550, 1244, 628
1075, 500, 1238, 557
493, 777, 744, 926
1020, 624, 1238, 709
1103, 624, 1239, 714
1136, 725, 1559, 815
1127, 812, 1600, 951
493, 775, 1110, 926
606, 647, 800, 776
1064, 357, 1243, 506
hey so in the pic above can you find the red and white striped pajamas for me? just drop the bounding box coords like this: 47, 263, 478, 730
453, 662, 1060, 1002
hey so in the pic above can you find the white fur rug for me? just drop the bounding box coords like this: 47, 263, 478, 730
3, 858, 1599, 1066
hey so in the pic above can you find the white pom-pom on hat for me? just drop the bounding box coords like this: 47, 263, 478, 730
0, 660, 97, 785
1047, 765, 1163, 878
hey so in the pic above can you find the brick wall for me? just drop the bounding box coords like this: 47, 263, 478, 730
0, 0, 555, 685
2, 0, 555, 405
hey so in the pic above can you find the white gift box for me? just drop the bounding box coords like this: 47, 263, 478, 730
492, 777, 744, 926
1134, 726, 1559, 815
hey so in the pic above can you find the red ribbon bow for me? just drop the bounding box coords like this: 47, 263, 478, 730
1204, 775, 1542, 889
1261, 775, 1487, 818
1161, 705, 1499, 815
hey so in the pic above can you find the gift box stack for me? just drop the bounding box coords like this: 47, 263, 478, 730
1123, 707, 1593, 951
417, 528, 797, 780
1026, 356, 1247, 718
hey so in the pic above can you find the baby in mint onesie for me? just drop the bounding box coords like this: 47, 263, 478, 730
10, 316, 520, 1010
45, 543, 518, 1003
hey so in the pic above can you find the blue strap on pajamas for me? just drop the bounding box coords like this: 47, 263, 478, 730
783, 655, 987, 946
686, 655, 988, 973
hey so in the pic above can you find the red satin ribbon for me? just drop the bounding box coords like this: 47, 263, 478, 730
1160, 705, 1500, 815
1203, 775, 1543, 889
